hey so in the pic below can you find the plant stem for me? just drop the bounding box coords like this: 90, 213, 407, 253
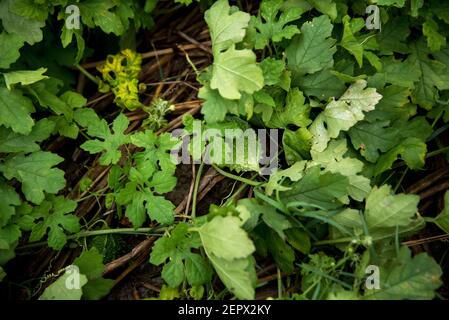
191, 162, 205, 219
394, 168, 408, 193
17, 227, 164, 250
224, 172, 259, 206
211, 164, 262, 187
426, 146, 449, 158
277, 268, 283, 299
75, 63, 99, 85
314, 220, 424, 246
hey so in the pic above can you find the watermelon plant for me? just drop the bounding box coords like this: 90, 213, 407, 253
1, 0, 449, 301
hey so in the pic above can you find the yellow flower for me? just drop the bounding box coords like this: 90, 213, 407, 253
96, 49, 144, 110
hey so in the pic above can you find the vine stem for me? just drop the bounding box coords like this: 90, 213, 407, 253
17, 227, 165, 250
426, 146, 449, 158
314, 221, 424, 246
211, 164, 262, 187
75, 63, 99, 85
191, 162, 205, 219
277, 268, 283, 299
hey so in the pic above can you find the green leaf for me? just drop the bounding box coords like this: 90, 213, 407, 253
12, 203, 34, 231
117, 183, 174, 227
184, 253, 212, 286
407, 40, 449, 109
162, 258, 185, 287
431, 1, 449, 24
150, 224, 211, 288
39, 268, 88, 300
349, 121, 399, 163
366, 85, 413, 122
283, 128, 312, 165
207, 254, 255, 299
157, 285, 180, 300
146, 194, 175, 225
297, 68, 346, 100
235, 198, 263, 231
61, 26, 85, 63
81, 278, 115, 300
29, 84, 85, 122
204, 0, 250, 54
210, 45, 264, 100
8, 0, 51, 20
0, 224, 21, 254
0, 181, 21, 228
0, 118, 54, 153
73, 248, 114, 300
80, 113, 130, 165
197, 216, 255, 261
365, 185, 420, 229
0, 151, 66, 204
264, 226, 295, 272
252, 0, 301, 50
260, 58, 286, 86
432, 191, 449, 234
411, 0, 424, 17
29, 195, 80, 250
309, 80, 382, 152
311, 139, 371, 201
265, 161, 306, 196
286, 15, 336, 76
374, 138, 427, 175
340, 16, 364, 67
79, 0, 125, 36
349, 117, 431, 165
199, 86, 232, 123
60, 91, 87, 109
48, 115, 79, 139
423, 17, 446, 52
0, 0, 44, 45
74, 248, 105, 279
364, 51, 382, 72
0, 32, 24, 69
262, 208, 291, 239
0, 87, 35, 134
349, 121, 398, 162
281, 166, 349, 210
149, 171, 177, 194
150, 223, 190, 265
74, 108, 105, 133
373, 0, 406, 6
368, 57, 420, 89
3, 68, 48, 90
116, 130, 177, 228
305, 0, 337, 20
117, 185, 146, 227
376, 17, 410, 54
144, 0, 158, 11
300, 252, 338, 296
266, 88, 311, 128
285, 228, 311, 254
365, 246, 441, 300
